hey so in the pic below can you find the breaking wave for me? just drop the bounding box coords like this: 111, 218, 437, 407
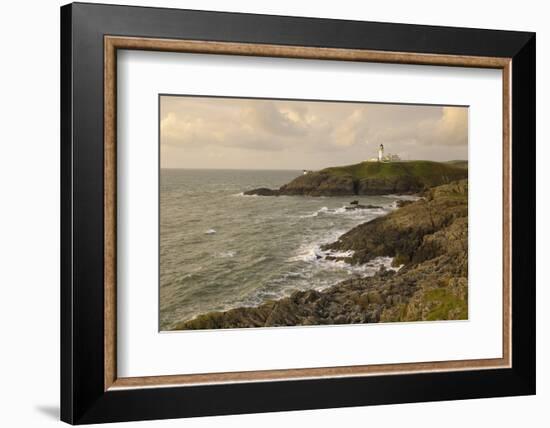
299, 204, 390, 219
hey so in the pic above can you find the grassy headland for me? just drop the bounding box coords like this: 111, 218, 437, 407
444, 160, 468, 169
245, 160, 467, 196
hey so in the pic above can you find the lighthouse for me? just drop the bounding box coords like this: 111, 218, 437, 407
378, 144, 384, 162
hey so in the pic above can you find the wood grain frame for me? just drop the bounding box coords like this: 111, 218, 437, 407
103, 36, 512, 391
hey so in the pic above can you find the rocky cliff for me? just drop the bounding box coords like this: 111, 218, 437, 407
244, 160, 467, 196
172, 180, 469, 330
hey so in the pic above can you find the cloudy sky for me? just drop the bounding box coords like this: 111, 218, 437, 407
160, 95, 468, 170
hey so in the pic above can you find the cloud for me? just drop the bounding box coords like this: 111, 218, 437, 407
160, 96, 468, 168
161, 98, 311, 151
161, 112, 222, 145
239, 102, 309, 137
431, 106, 468, 146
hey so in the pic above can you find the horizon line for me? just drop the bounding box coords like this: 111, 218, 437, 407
160, 160, 468, 171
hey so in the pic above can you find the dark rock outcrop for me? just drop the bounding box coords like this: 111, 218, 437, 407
279, 172, 356, 196
344, 204, 383, 211
322, 180, 468, 266
396, 199, 414, 208
243, 187, 279, 196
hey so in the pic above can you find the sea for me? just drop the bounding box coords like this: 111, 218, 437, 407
160, 169, 410, 330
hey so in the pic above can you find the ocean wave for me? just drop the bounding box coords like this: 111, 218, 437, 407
288, 243, 350, 263
218, 250, 236, 258
382, 194, 422, 201
233, 192, 258, 197
319, 255, 400, 279
236, 254, 401, 309
299, 205, 389, 219
287, 229, 346, 263
288, 236, 400, 277
299, 206, 329, 218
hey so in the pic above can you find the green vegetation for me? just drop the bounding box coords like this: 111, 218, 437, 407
444, 160, 468, 169
424, 287, 468, 321
323, 160, 467, 186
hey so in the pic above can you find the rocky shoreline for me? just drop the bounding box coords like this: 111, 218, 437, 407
244, 160, 467, 197
171, 179, 468, 330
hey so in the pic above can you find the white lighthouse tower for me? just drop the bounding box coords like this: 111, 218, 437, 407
378, 144, 384, 162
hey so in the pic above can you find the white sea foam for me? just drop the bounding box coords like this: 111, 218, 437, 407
287, 243, 324, 263
227, 253, 402, 311
299, 205, 389, 219
288, 235, 401, 279
287, 229, 346, 263
218, 250, 236, 258
382, 194, 422, 201
234, 192, 259, 197
299, 206, 329, 218
325, 249, 355, 258
320, 255, 396, 277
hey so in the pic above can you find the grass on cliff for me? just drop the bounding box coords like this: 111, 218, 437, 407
444, 160, 468, 169
424, 287, 468, 321
321, 160, 467, 186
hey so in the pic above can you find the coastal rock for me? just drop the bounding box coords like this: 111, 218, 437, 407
322, 180, 468, 265
278, 172, 356, 196
344, 204, 382, 211
171, 179, 469, 330
396, 199, 414, 208
356, 177, 422, 195
243, 187, 280, 196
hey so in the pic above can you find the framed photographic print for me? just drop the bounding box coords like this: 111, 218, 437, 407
60, 2, 535, 424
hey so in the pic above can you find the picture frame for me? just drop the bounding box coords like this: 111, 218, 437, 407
60, 2, 535, 424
